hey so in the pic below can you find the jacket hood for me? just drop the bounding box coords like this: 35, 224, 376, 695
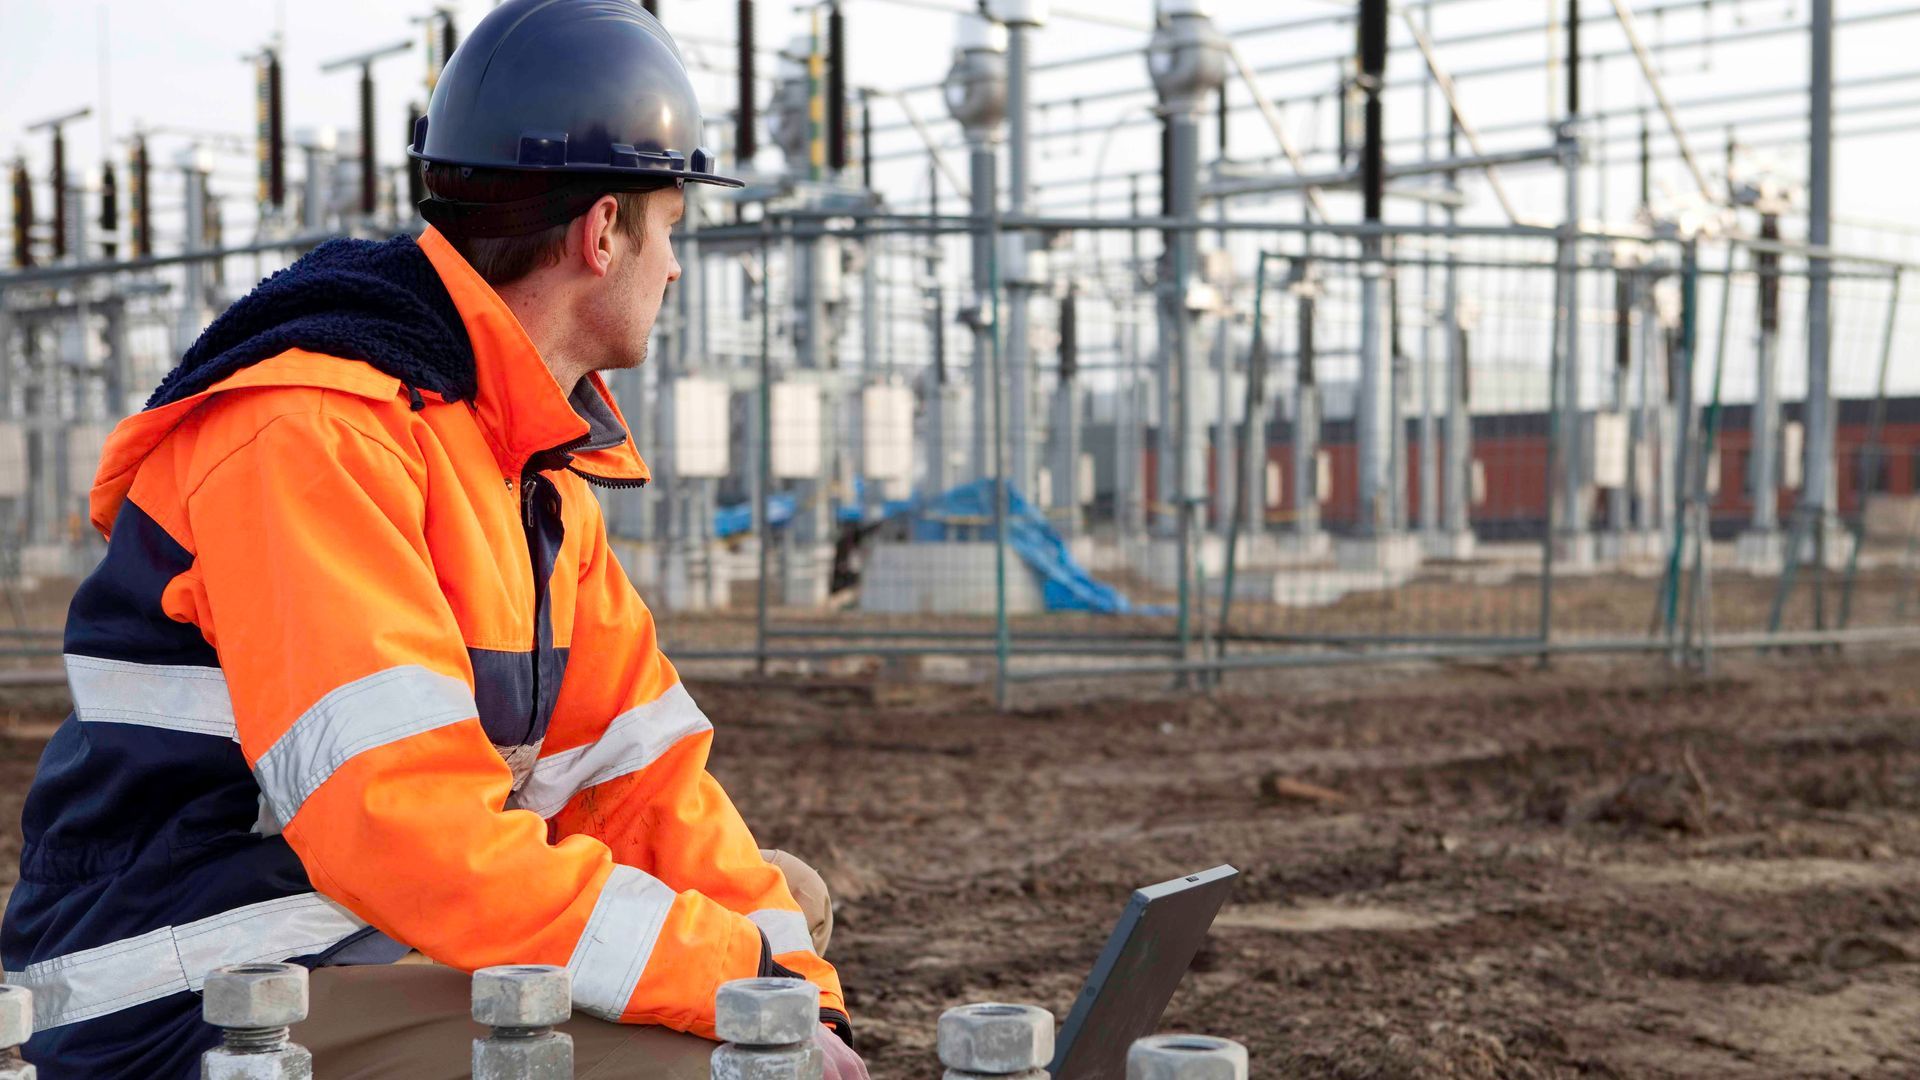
147, 234, 476, 409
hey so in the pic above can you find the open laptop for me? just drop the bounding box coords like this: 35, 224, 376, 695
1047, 864, 1239, 1080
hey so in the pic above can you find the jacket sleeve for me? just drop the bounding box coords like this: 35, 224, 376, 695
527, 485, 849, 1033
185, 406, 767, 1038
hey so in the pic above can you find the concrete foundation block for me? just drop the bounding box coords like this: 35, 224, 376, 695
779, 546, 835, 609
1272, 530, 1334, 563
1335, 534, 1425, 576
1793, 524, 1857, 572
1597, 531, 1668, 563
1133, 536, 1227, 591
1421, 530, 1478, 562
858, 541, 1044, 616
1735, 529, 1787, 575
1552, 531, 1599, 573
661, 547, 733, 612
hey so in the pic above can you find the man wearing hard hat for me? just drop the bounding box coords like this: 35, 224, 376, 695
2, 2, 864, 1076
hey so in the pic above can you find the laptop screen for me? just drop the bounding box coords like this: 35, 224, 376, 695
1048, 864, 1239, 1080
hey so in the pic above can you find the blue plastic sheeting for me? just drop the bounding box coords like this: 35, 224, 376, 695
911, 480, 1164, 615
714, 494, 796, 539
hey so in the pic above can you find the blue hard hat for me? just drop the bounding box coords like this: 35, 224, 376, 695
409, 0, 742, 190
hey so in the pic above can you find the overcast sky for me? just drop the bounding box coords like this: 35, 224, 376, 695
4, 0, 1919, 401
4, 0, 1918, 243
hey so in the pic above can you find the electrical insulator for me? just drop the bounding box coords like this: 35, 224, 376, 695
736, 0, 757, 164
859, 93, 873, 193
1159, 118, 1174, 218
1759, 214, 1782, 334
9, 160, 31, 269
1058, 287, 1078, 382
827, 3, 848, 175
51, 126, 68, 261
1217, 82, 1229, 160
99, 161, 118, 260
359, 67, 377, 216
258, 48, 287, 210
1614, 272, 1633, 372
1297, 292, 1316, 388
130, 137, 152, 258
1458, 326, 1472, 405
206, 192, 224, 282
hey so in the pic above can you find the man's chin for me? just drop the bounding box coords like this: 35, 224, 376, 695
598, 346, 649, 373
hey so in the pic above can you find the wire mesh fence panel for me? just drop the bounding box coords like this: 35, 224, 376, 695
7, 213, 1920, 699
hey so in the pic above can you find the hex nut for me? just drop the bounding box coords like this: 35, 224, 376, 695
1126, 1034, 1249, 1080
201, 964, 309, 1030
711, 1041, 825, 1080
0, 985, 31, 1048
471, 965, 572, 1029
937, 1003, 1055, 1074
472, 1030, 573, 1080
202, 1044, 312, 1080
714, 978, 818, 1046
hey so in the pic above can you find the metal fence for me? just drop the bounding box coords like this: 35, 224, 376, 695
3, 210, 1918, 706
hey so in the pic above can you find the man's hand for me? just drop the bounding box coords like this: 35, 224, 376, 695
815, 1024, 870, 1080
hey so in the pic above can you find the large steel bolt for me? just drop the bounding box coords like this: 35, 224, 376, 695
937, 1002, 1054, 1079
471, 965, 573, 1080
711, 978, 822, 1080
200, 963, 312, 1080
1126, 1034, 1249, 1080
0, 984, 36, 1080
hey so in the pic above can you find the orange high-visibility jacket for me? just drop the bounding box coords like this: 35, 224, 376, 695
3, 228, 844, 1072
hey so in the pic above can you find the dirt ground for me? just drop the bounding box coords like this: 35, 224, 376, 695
5, 649, 1920, 1077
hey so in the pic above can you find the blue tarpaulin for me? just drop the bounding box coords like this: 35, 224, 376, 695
713, 494, 796, 539
910, 480, 1162, 615
716, 481, 1158, 614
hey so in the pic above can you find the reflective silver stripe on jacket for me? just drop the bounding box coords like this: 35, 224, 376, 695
2, 893, 366, 1031
252, 664, 478, 826
508, 681, 713, 819
748, 909, 816, 957
566, 864, 677, 1021
64, 654, 236, 739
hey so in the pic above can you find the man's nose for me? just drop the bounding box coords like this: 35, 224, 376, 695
666, 249, 682, 284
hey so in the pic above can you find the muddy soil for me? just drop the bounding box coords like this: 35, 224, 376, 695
5, 650, 1920, 1077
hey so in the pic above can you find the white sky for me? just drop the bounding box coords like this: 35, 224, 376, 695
4, 0, 1920, 409
3, 0, 1918, 245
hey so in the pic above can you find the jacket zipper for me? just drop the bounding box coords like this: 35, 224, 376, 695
518, 436, 635, 741
520, 471, 544, 744
568, 466, 649, 490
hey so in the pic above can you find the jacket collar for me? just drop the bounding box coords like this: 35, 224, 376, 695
415, 227, 650, 485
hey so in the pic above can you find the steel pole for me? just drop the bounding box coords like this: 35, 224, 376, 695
1294, 282, 1322, 540
1418, 15, 1440, 542
1751, 228, 1781, 535
1805, 0, 1836, 557
968, 138, 997, 483
1636, 267, 1660, 535
1441, 124, 1470, 543
1122, 178, 1146, 542
1554, 120, 1588, 556
1005, 21, 1034, 500
1167, 100, 1203, 663
1358, 254, 1390, 535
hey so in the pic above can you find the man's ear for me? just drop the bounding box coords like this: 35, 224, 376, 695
578, 194, 621, 278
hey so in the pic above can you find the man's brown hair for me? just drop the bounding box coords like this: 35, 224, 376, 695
422, 165, 659, 287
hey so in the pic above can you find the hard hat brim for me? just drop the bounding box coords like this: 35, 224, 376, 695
407, 145, 745, 190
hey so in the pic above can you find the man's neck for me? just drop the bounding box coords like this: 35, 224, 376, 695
496, 279, 591, 397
